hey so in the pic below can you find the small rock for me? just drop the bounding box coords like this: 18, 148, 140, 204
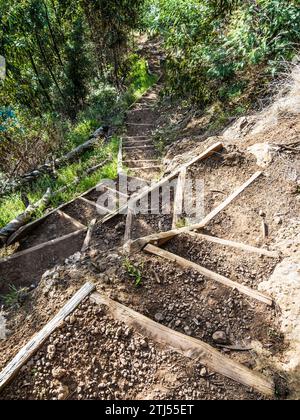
52, 367, 66, 380
154, 312, 164, 322
212, 331, 228, 345
115, 222, 126, 233
199, 367, 207, 377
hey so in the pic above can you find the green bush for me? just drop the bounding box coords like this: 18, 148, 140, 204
143, 0, 300, 107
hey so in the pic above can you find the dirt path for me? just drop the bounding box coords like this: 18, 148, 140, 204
0, 39, 294, 401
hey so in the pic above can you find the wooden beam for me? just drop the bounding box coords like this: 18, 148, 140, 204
90, 292, 274, 397
188, 232, 279, 259
129, 166, 161, 171
172, 168, 187, 229
124, 145, 154, 150
129, 171, 263, 251
0, 283, 96, 393
196, 171, 262, 228
57, 210, 86, 230
81, 219, 97, 252
0, 229, 87, 263
124, 208, 134, 244
144, 244, 273, 306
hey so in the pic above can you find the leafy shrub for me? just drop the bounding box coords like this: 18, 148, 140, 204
143, 0, 300, 108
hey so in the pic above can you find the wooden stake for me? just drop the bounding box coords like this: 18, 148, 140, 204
144, 244, 273, 306
90, 292, 274, 396
81, 219, 97, 252
0, 283, 95, 393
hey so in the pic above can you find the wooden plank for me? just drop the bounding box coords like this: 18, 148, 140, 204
125, 123, 153, 127
90, 292, 274, 397
130, 166, 161, 171
57, 210, 86, 230
144, 244, 273, 306
0, 229, 87, 263
130, 171, 263, 250
81, 219, 97, 252
124, 146, 154, 150
0, 283, 96, 392
188, 232, 279, 258
101, 142, 223, 226
125, 139, 153, 144
124, 136, 151, 140
124, 208, 134, 244
172, 168, 187, 229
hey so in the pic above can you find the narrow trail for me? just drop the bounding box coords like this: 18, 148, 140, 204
0, 40, 291, 401
123, 83, 162, 181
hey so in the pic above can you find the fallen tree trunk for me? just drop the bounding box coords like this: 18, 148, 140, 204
0, 189, 52, 245
0, 127, 106, 197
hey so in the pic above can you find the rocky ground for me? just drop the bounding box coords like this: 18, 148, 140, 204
1, 299, 269, 401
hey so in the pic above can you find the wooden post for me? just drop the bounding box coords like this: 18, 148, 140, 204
172, 168, 187, 229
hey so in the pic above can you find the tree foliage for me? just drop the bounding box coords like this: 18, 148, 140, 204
144, 0, 300, 107
0, 0, 145, 174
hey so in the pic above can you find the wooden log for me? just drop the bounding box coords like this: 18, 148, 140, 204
172, 168, 187, 229
144, 244, 273, 306
0, 283, 95, 393
0, 128, 106, 198
90, 292, 274, 397
81, 219, 97, 252
188, 232, 279, 258
129, 171, 263, 251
